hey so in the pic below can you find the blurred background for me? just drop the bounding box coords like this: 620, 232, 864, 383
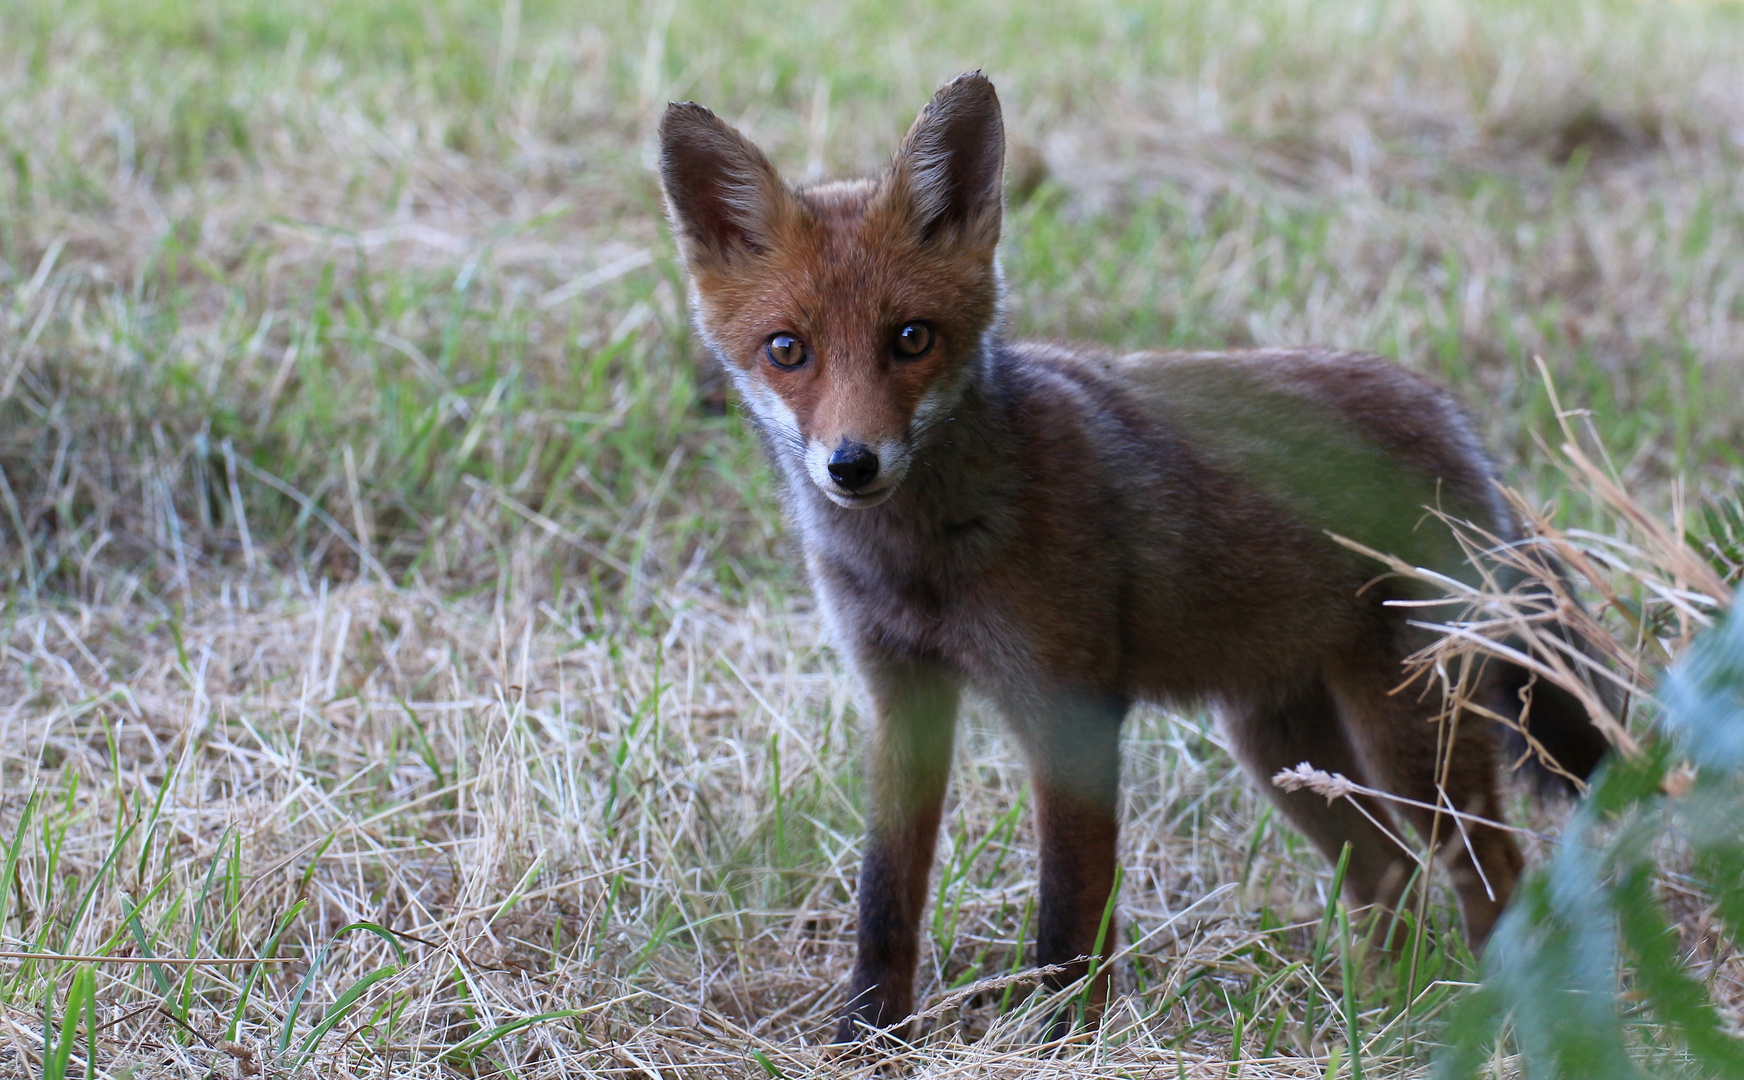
1, 1, 1743, 1076
4, 0, 1743, 600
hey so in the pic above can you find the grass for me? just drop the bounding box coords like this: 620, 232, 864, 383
2, 0, 1744, 1074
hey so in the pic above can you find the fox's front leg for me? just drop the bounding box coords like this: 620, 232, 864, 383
1013, 693, 1126, 1039
834, 658, 960, 1044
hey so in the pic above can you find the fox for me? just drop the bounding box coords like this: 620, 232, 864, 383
656, 72, 1612, 1044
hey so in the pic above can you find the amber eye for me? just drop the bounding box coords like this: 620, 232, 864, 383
894, 321, 934, 358
766, 333, 807, 370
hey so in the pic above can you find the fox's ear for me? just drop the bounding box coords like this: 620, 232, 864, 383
658, 103, 794, 267
885, 72, 1005, 250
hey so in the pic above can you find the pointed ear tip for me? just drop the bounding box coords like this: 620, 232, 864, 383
659, 100, 718, 134
944, 70, 997, 97
925, 72, 1000, 121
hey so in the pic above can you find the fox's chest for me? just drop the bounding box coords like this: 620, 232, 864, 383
807, 526, 1126, 689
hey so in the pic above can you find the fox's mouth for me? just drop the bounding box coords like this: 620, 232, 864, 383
818, 482, 897, 509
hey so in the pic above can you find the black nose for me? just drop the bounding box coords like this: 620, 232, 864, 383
827, 443, 880, 491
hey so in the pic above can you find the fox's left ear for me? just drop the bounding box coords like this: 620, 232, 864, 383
884, 72, 1005, 251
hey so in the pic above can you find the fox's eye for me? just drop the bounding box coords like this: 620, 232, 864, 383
894, 321, 934, 358
766, 333, 808, 370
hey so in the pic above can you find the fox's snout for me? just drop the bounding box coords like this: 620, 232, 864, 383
827, 442, 880, 491
801, 431, 910, 508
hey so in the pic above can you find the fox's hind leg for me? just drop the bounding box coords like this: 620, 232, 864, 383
1220, 679, 1415, 928
1325, 654, 1523, 946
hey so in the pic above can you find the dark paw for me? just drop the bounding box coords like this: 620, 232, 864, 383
831, 1012, 869, 1047
1042, 1012, 1073, 1043
1038, 994, 1106, 1045
832, 1006, 911, 1051
1041, 1006, 1084, 1044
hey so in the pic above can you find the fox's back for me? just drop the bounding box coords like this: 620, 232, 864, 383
866, 341, 1512, 705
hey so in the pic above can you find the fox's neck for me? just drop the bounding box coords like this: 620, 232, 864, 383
785, 339, 1023, 550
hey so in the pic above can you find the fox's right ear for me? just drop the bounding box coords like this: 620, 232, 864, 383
884, 72, 1005, 252
658, 103, 793, 269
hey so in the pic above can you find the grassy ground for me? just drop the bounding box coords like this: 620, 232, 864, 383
2, 0, 1744, 1075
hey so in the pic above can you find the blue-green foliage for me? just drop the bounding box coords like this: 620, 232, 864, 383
1442, 606, 1744, 1078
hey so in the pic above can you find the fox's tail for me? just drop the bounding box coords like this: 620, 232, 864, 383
1484, 556, 1618, 794
1492, 638, 1616, 795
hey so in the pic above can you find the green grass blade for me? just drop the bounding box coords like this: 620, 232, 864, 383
279, 920, 410, 1055
294, 965, 399, 1062
442, 1009, 584, 1067
0, 791, 37, 938
227, 898, 308, 1044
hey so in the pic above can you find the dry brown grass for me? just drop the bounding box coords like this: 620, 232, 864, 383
1, 566, 1410, 1077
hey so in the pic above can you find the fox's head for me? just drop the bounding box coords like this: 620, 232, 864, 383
658, 73, 1004, 508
